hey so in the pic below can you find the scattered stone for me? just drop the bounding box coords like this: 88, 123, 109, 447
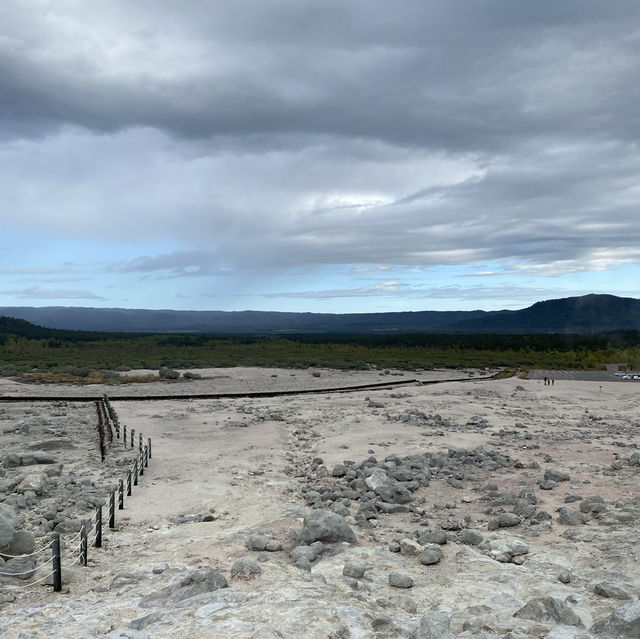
342, 563, 366, 579
129, 611, 164, 631
558, 570, 572, 584
388, 572, 414, 589
139, 566, 228, 608
419, 544, 443, 565
594, 581, 633, 600
418, 530, 447, 545
298, 510, 357, 545
399, 538, 422, 556
487, 512, 521, 530
591, 601, 640, 637
416, 607, 455, 639
231, 558, 262, 579
558, 507, 588, 526
545, 469, 571, 482
459, 529, 484, 545
514, 596, 583, 627
365, 469, 413, 504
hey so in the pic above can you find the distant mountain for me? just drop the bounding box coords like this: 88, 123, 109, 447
1, 294, 639, 335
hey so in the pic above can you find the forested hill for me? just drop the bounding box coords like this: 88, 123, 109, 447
1, 294, 640, 335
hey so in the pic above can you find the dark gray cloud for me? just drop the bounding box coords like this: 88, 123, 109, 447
1, 0, 640, 309
114, 250, 224, 278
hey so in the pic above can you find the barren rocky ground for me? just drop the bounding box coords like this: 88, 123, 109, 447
1, 368, 640, 638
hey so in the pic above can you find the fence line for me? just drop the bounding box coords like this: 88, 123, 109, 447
0, 396, 153, 591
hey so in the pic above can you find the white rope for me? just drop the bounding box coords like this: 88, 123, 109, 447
3, 567, 58, 590
65, 553, 83, 568
65, 529, 83, 545
0, 564, 41, 577
0, 537, 55, 558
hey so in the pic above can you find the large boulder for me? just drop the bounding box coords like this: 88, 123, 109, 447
298, 510, 357, 545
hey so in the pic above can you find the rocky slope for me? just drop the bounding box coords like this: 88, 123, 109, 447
1, 371, 640, 638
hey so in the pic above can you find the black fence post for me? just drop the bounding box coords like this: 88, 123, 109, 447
118, 479, 124, 510
109, 492, 115, 529
52, 532, 62, 592
139, 450, 144, 476
133, 458, 138, 486
81, 522, 88, 567
139, 432, 143, 452
127, 470, 132, 496
131, 429, 135, 449
144, 444, 149, 468
123, 424, 127, 448
95, 506, 102, 548
148, 437, 152, 459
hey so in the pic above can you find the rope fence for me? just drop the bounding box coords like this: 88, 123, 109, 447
0, 396, 153, 592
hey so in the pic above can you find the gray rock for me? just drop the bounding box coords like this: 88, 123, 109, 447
558, 570, 572, 584
139, 566, 228, 608
419, 544, 443, 565
289, 542, 324, 564
365, 468, 413, 504
265, 540, 282, 552
245, 535, 268, 551
558, 507, 588, 526
343, 563, 366, 579
0, 555, 36, 580
0, 510, 17, 550
152, 563, 168, 574
231, 558, 262, 579
487, 512, 521, 530
16, 473, 48, 495
298, 510, 357, 545
545, 469, 571, 482
514, 596, 583, 627
129, 611, 164, 631
19, 451, 57, 466
388, 572, 414, 588
594, 581, 633, 600
3, 530, 35, 557
399, 538, 422, 556
331, 464, 347, 477
111, 573, 147, 589
579, 496, 606, 514
418, 530, 447, 545
459, 529, 484, 545
417, 608, 455, 639
591, 601, 640, 637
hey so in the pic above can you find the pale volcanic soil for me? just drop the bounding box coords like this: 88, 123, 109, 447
1, 368, 639, 638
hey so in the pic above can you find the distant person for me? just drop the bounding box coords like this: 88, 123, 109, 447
551, 378, 554, 386
544, 376, 548, 386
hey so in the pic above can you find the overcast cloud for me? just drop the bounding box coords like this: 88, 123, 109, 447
1, 1, 639, 312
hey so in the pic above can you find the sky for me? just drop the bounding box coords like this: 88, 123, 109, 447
1, 1, 640, 314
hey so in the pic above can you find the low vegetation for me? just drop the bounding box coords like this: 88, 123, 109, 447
1, 317, 639, 383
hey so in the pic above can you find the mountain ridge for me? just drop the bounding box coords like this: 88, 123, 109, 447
1, 294, 639, 335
